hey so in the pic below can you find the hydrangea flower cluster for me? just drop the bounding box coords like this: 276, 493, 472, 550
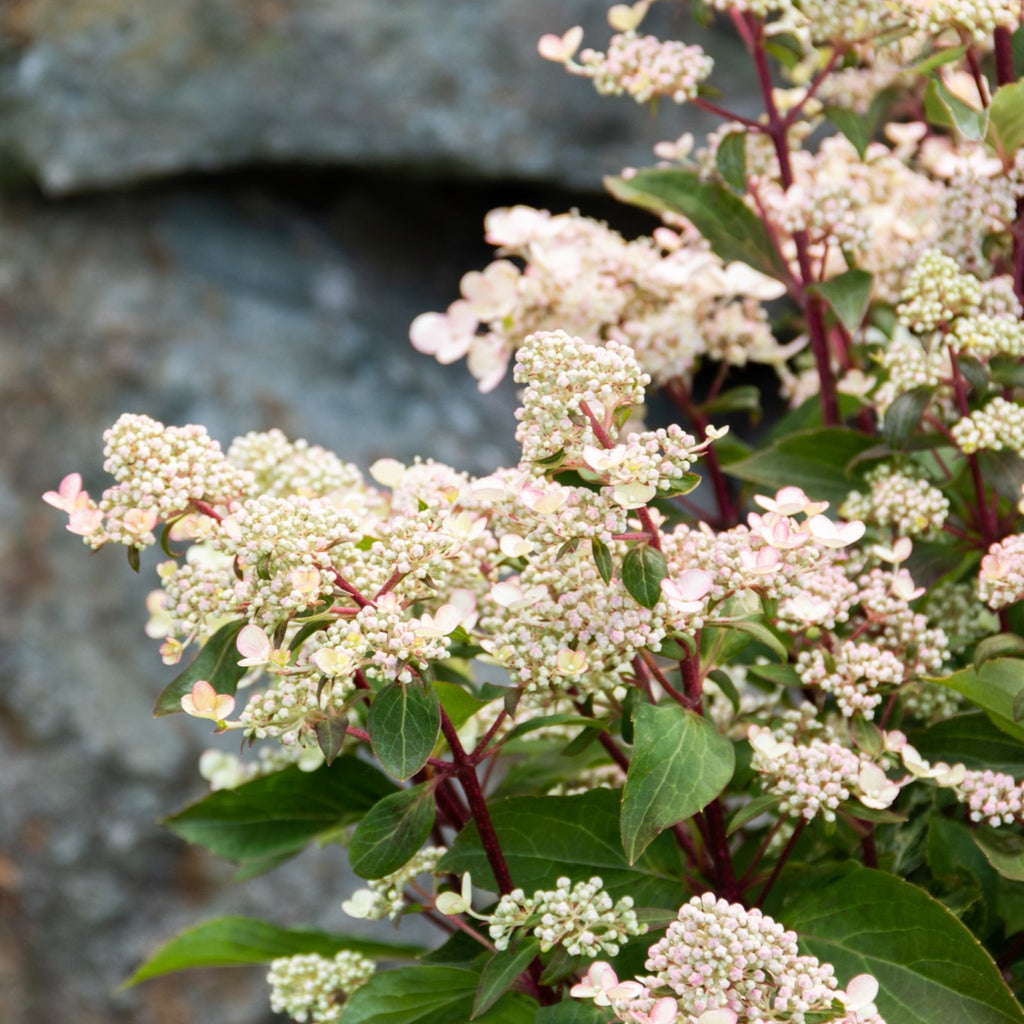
410, 203, 787, 392
266, 950, 374, 1024
487, 876, 645, 957
573, 894, 885, 1024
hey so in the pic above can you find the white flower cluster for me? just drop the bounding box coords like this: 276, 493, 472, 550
487, 876, 645, 957
841, 465, 949, 537
514, 330, 650, 466
574, 32, 714, 105
227, 428, 364, 498
897, 249, 981, 334
951, 396, 1024, 455
341, 847, 446, 922
909, 0, 1022, 41
239, 673, 355, 745
573, 894, 885, 1024
267, 950, 374, 1024
749, 725, 901, 820
796, 641, 904, 719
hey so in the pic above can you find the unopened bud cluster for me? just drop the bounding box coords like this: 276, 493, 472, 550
487, 876, 645, 957
266, 950, 374, 1023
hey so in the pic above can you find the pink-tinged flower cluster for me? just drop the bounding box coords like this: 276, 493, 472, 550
410, 204, 786, 393
980, 533, 1024, 609
749, 722, 904, 821
573, 894, 885, 1024
569, 31, 714, 106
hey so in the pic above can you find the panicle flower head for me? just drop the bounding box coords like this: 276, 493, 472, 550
267, 950, 374, 1023
487, 876, 645, 957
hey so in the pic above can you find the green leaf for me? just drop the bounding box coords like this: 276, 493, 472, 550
473, 938, 541, 1019
622, 545, 667, 609
977, 449, 1024, 503
711, 618, 787, 662
122, 916, 424, 988
725, 427, 876, 506
592, 537, 613, 585
926, 77, 989, 141
716, 130, 747, 192
434, 681, 492, 732
824, 106, 875, 159
974, 827, 1024, 881
987, 81, 1024, 165
975, 635, 1024, 671
349, 783, 437, 880
929, 660, 1024, 743
440, 790, 687, 909
344, 966, 535, 1024
699, 385, 762, 418
910, 712, 1024, 778
882, 386, 934, 448
909, 42, 969, 75
927, 816, 998, 936
621, 702, 735, 863
782, 864, 1024, 1024
153, 619, 248, 716
811, 268, 873, 334
314, 712, 348, 767
727, 793, 779, 835
502, 714, 609, 744
164, 757, 394, 863
536, 1002, 611, 1024
369, 681, 442, 781
605, 168, 790, 282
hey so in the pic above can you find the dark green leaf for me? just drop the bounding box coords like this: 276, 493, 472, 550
927, 816, 998, 939
473, 938, 541, 1019
656, 636, 696, 660
536, 1001, 611, 1024
349, 783, 437, 880
592, 537, 613, 585
621, 702, 734, 863
849, 715, 884, 756
977, 449, 1024, 503
502, 714, 607, 744
811, 268, 873, 334
707, 668, 740, 712
122, 916, 424, 988
164, 757, 394, 863
314, 712, 348, 766
716, 130, 747, 192
369, 681, 442, 781
153, 619, 248, 717
911, 712, 1024, 778
699, 385, 761, 418
344, 966, 535, 1024
727, 793, 779, 835
929, 660, 1024, 743
987, 81, 1024, 165
882, 386, 934, 448
725, 427, 876, 506
974, 827, 1024, 881
622, 545, 668, 609
783, 865, 1024, 1024
440, 790, 687, 909
660, 471, 702, 497
605, 168, 790, 282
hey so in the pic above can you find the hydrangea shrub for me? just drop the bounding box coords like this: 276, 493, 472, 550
45, 2, 1024, 1022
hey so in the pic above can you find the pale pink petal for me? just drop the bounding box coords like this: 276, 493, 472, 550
842, 974, 879, 1011
237, 624, 272, 665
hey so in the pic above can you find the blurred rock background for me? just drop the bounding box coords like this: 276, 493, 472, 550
0, 2, 751, 1021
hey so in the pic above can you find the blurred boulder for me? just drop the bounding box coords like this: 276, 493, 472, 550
0, 0, 750, 195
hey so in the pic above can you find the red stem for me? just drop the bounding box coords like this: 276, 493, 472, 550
439, 710, 516, 894
755, 818, 807, 909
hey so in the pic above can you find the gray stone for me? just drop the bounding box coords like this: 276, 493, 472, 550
0, 0, 753, 195
1, 178, 522, 1023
